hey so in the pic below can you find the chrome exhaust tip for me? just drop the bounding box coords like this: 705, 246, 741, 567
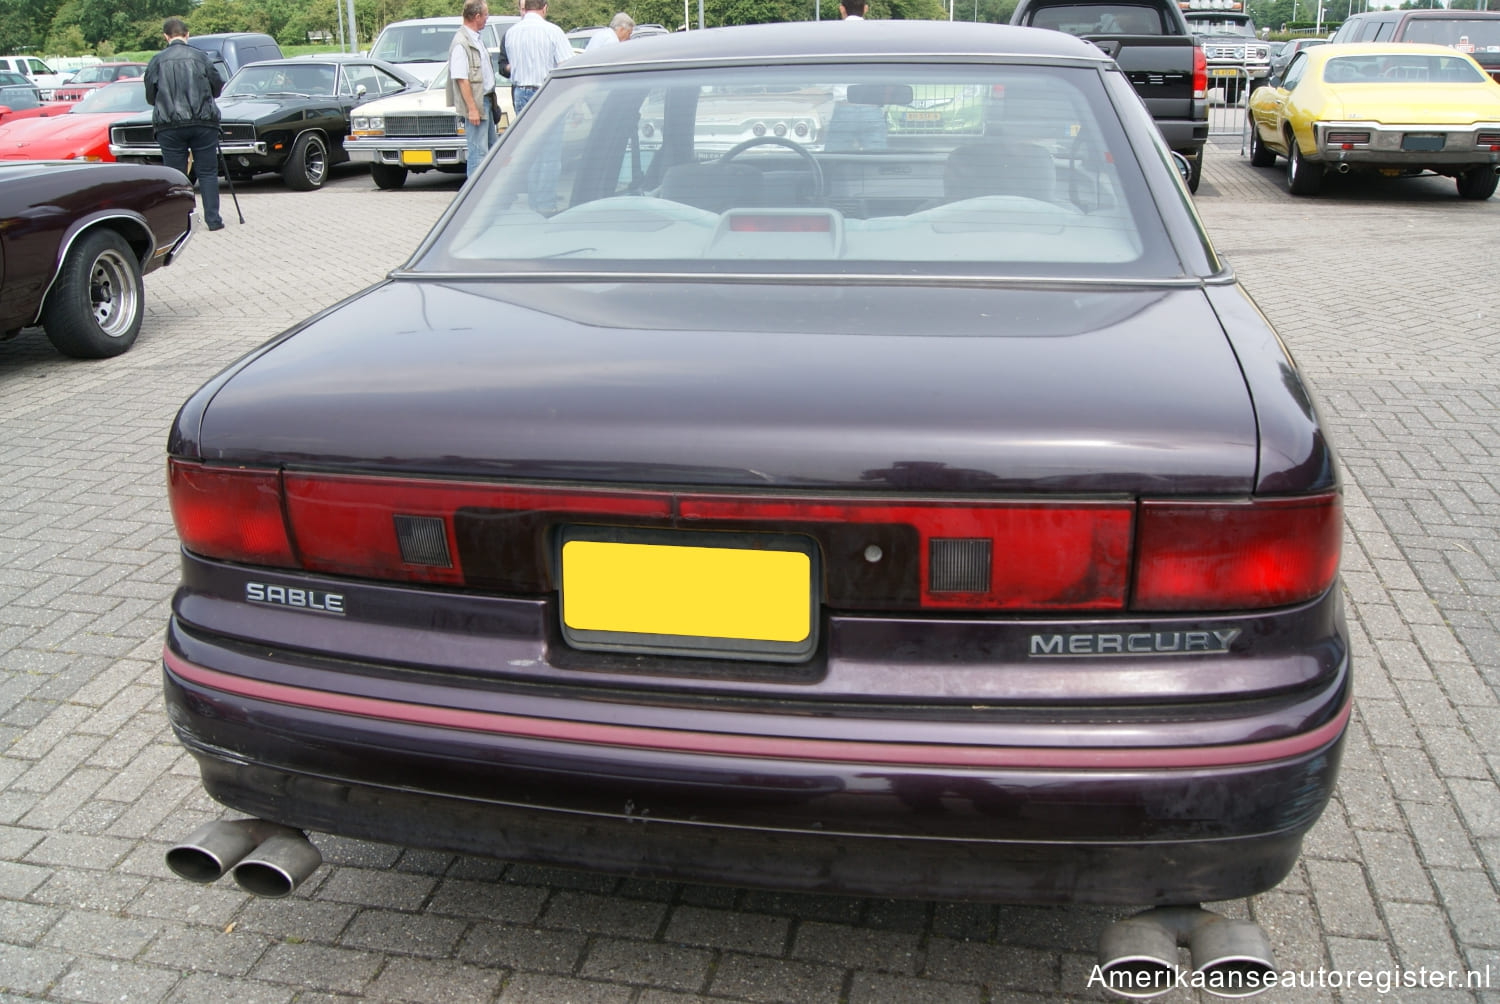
1097, 913, 1181, 998
230, 831, 323, 898
1096, 906, 1276, 999
166, 818, 294, 884
1336, 162, 1352, 174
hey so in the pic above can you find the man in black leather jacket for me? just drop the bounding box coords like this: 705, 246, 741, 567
145, 18, 226, 230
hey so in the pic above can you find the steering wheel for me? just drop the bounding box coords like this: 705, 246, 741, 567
718, 136, 825, 199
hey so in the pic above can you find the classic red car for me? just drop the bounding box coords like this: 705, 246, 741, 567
0, 80, 148, 162
50, 62, 147, 103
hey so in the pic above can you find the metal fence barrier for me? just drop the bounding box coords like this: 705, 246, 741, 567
1205, 66, 1251, 139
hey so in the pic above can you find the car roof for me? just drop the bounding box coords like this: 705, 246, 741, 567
1390, 8, 1500, 17
1306, 40, 1485, 60
252, 55, 424, 84
379, 16, 460, 26
558, 20, 1109, 72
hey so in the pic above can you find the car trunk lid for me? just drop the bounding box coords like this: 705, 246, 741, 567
191, 279, 1258, 495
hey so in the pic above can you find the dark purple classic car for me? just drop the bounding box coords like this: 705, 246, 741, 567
0, 161, 192, 358
162, 21, 1346, 986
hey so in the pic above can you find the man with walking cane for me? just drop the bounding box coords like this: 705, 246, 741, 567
144, 17, 227, 231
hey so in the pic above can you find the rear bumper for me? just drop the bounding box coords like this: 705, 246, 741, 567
164, 625, 1349, 905
158, 225, 193, 268
181, 723, 1338, 905
1310, 121, 1500, 169
1155, 117, 1210, 154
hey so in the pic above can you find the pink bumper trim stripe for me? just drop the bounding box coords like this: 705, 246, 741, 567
164, 648, 1350, 770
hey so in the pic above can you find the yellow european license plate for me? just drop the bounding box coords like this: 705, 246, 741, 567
401, 150, 435, 166
1210, 68, 1240, 77
560, 530, 817, 661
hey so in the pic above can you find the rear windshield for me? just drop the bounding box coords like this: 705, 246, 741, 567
1029, 5, 1166, 34
1322, 52, 1486, 83
1402, 18, 1500, 51
0, 85, 40, 108
419, 62, 1180, 280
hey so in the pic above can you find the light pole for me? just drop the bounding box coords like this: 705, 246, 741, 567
345, 0, 359, 52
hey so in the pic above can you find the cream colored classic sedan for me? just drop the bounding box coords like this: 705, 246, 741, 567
345, 69, 516, 190
1247, 42, 1500, 198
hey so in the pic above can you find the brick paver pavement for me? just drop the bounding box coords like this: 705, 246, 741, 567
1, 140, 1498, 1002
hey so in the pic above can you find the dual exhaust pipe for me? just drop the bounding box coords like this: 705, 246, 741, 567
169, 824, 1276, 996
166, 819, 322, 898
1096, 906, 1276, 999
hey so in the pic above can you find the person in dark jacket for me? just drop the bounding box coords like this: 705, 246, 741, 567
145, 18, 226, 230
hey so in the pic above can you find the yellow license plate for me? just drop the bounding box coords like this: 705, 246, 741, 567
401, 149, 435, 166
1210, 68, 1240, 77
903, 111, 943, 124
560, 530, 816, 661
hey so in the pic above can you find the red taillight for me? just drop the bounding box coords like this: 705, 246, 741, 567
283, 474, 671, 585
167, 460, 295, 566
168, 463, 1340, 615
680, 496, 1133, 610
1193, 46, 1208, 99
1133, 494, 1342, 611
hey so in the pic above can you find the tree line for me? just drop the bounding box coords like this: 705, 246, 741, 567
3, 0, 1026, 59
7, 0, 1497, 58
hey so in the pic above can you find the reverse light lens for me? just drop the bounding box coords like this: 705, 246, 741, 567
1133, 494, 1342, 611
168, 460, 295, 567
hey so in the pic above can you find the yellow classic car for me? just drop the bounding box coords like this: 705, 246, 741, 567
1247, 42, 1500, 198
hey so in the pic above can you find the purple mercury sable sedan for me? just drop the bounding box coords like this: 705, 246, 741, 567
161, 20, 1347, 991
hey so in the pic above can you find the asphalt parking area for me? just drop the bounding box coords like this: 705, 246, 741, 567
1, 135, 1498, 1002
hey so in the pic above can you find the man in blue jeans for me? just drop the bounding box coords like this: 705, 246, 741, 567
503, 0, 572, 115
447, 0, 496, 177
144, 17, 225, 230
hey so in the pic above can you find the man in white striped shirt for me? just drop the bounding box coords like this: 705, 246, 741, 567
503, 0, 573, 115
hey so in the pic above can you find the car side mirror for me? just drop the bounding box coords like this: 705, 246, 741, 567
356, 84, 368, 100
1171, 151, 1193, 185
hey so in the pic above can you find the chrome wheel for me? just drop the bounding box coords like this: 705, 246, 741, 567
89, 247, 139, 338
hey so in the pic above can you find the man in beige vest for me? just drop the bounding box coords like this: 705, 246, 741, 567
447, 0, 496, 177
